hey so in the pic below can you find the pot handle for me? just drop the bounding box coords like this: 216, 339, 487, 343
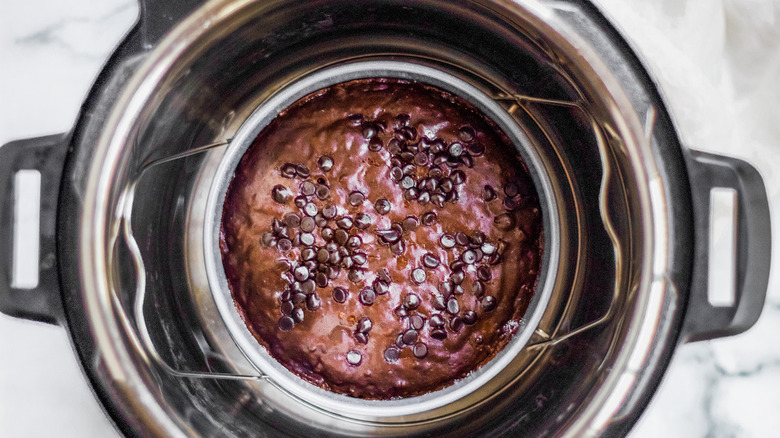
682, 150, 771, 342
0, 134, 69, 325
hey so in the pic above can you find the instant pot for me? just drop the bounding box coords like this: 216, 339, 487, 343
0, 0, 771, 436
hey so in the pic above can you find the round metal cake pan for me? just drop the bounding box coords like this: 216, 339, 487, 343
203, 60, 560, 420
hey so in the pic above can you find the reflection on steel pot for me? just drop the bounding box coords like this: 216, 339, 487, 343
0, 0, 771, 437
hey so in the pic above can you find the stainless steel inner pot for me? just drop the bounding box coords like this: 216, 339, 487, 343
78, 0, 677, 436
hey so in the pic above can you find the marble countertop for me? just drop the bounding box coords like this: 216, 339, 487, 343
1, 0, 778, 436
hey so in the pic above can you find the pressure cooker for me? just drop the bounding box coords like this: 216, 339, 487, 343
0, 0, 771, 436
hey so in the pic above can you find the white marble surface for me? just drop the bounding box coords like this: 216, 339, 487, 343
1, 0, 778, 436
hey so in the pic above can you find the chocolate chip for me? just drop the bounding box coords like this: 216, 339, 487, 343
347, 114, 364, 126
373, 279, 389, 295
348, 191, 365, 206
402, 329, 419, 345
390, 166, 404, 182
400, 175, 415, 190
352, 252, 368, 266
377, 229, 400, 244
431, 193, 446, 208
374, 198, 392, 215
494, 213, 516, 230
439, 281, 454, 297
460, 154, 474, 168
394, 306, 409, 318
404, 293, 421, 310
328, 265, 340, 279
450, 316, 464, 332
357, 316, 373, 333
300, 233, 315, 246
431, 329, 447, 340
293, 292, 307, 304
277, 238, 293, 252
413, 343, 428, 359
433, 154, 449, 166
470, 231, 486, 246
280, 163, 297, 178
278, 316, 295, 331
481, 242, 496, 255
354, 332, 369, 344
462, 249, 478, 265
346, 350, 362, 366
292, 307, 305, 323
504, 197, 519, 211
403, 188, 419, 201
463, 310, 477, 325
384, 347, 400, 363
332, 287, 348, 303
336, 217, 354, 230
430, 314, 446, 328
411, 268, 427, 284
504, 182, 519, 197
321, 227, 334, 241
440, 234, 456, 248
422, 253, 440, 269
392, 222, 404, 236
477, 266, 493, 281
395, 334, 406, 348
281, 300, 294, 315
317, 155, 334, 172
334, 229, 349, 245
446, 298, 460, 315
359, 287, 376, 305
300, 216, 316, 233
272, 185, 292, 204
295, 164, 311, 178
349, 269, 364, 283
401, 126, 417, 141
452, 284, 464, 295
481, 295, 497, 311
306, 293, 322, 311
402, 216, 419, 231
368, 136, 384, 152
421, 211, 438, 226
300, 279, 315, 294
346, 236, 362, 250
417, 191, 431, 205
399, 151, 416, 163
472, 280, 485, 296
388, 139, 403, 155
414, 152, 429, 166
446, 190, 459, 203
300, 181, 315, 196
467, 142, 485, 156
280, 290, 293, 302
451, 170, 466, 185
262, 232, 276, 247
294, 196, 307, 208
448, 142, 464, 158
283, 213, 301, 228
316, 185, 330, 200
315, 272, 328, 288
303, 203, 318, 217
459, 126, 476, 142
363, 124, 377, 139
439, 178, 454, 193
450, 269, 466, 285
301, 247, 316, 261
314, 213, 328, 227
454, 232, 469, 247
409, 314, 424, 330
391, 240, 405, 255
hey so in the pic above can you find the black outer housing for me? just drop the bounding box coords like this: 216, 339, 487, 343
0, 0, 769, 437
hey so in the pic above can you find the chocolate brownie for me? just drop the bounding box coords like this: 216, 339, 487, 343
220, 78, 543, 399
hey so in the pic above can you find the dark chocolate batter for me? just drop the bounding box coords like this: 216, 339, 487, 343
220, 78, 543, 399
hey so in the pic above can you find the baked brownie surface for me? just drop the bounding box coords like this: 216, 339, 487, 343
220, 78, 543, 399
